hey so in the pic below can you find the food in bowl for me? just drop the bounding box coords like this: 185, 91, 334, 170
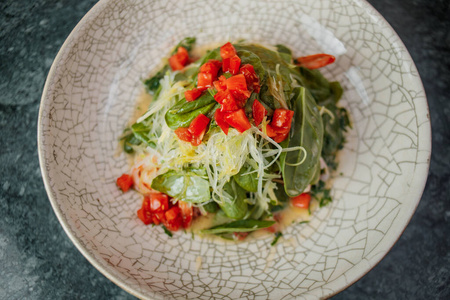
116, 38, 350, 241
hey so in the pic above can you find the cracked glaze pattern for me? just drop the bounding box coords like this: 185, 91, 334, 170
38, 0, 431, 299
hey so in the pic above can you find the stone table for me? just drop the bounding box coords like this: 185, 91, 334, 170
0, 0, 448, 299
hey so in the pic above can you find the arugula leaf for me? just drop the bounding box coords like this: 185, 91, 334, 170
200, 219, 275, 234
151, 170, 211, 204
217, 178, 248, 220
281, 87, 324, 197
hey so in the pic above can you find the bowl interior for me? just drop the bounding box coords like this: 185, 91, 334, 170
38, 0, 431, 298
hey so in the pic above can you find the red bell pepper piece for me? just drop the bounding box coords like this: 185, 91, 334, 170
220, 93, 239, 112
223, 55, 241, 75
169, 46, 189, 70
213, 75, 227, 92
240, 64, 260, 93
117, 174, 133, 192
184, 88, 203, 102
291, 193, 311, 209
174, 127, 192, 143
252, 99, 267, 126
164, 206, 182, 231
214, 108, 230, 135
225, 108, 252, 133
188, 114, 210, 137
200, 60, 222, 79
226, 74, 250, 105
197, 72, 213, 90
272, 109, 294, 128
220, 42, 237, 59
296, 54, 335, 69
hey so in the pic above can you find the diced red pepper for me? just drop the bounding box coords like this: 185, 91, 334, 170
214, 89, 229, 104
272, 109, 294, 128
188, 114, 210, 137
220, 93, 239, 112
233, 232, 249, 241
137, 208, 152, 225
296, 54, 335, 69
213, 75, 227, 92
164, 206, 182, 231
178, 200, 193, 229
226, 74, 250, 105
214, 109, 229, 135
200, 60, 221, 79
149, 193, 169, 213
174, 127, 192, 143
169, 46, 189, 71
197, 72, 213, 90
223, 55, 241, 75
220, 42, 237, 59
273, 131, 289, 143
240, 64, 260, 93
117, 174, 133, 192
291, 193, 311, 209
252, 99, 267, 126
152, 211, 166, 225
184, 88, 203, 102
225, 108, 251, 133
265, 123, 277, 138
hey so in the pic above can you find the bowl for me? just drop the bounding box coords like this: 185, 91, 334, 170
38, 0, 431, 298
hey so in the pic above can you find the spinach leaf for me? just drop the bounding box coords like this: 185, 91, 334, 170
151, 170, 211, 204
274, 182, 289, 203
281, 87, 324, 197
165, 93, 216, 129
143, 65, 169, 94
233, 163, 258, 192
203, 201, 219, 213
200, 219, 275, 234
296, 67, 332, 104
236, 50, 266, 82
172, 37, 196, 54
131, 121, 157, 148
275, 44, 292, 56
329, 81, 343, 103
217, 178, 248, 220
123, 133, 142, 153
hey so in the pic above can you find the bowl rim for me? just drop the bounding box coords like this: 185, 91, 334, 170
37, 0, 432, 298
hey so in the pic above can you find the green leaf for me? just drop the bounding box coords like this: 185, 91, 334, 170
165, 93, 216, 129
203, 201, 219, 213
271, 232, 283, 246
329, 81, 343, 103
172, 37, 196, 54
296, 67, 332, 104
233, 163, 258, 192
217, 178, 248, 220
200, 219, 275, 234
131, 121, 157, 148
281, 87, 324, 197
143, 65, 169, 94
161, 225, 173, 237
151, 170, 211, 204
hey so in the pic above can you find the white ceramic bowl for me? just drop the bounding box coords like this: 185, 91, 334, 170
38, 0, 431, 298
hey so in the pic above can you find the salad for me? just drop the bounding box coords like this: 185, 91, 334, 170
116, 38, 350, 242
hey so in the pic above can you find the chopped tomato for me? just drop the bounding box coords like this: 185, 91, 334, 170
297, 54, 335, 69
200, 60, 221, 78
220, 93, 239, 112
223, 55, 241, 75
214, 109, 229, 135
174, 127, 192, 143
240, 64, 260, 93
220, 42, 237, 59
252, 99, 267, 126
197, 72, 213, 90
225, 108, 251, 133
164, 206, 182, 231
265, 123, 277, 138
152, 211, 166, 225
169, 46, 189, 70
291, 193, 311, 209
178, 201, 193, 228
149, 193, 169, 212
214, 89, 228, 104
184, 88, 202, 102
188, 114, 210, 137
137, 208, 152, 225
226, 74, 250, 104
233, 232, 249, 241
117, 174, 133, 192
272, 109, 294, 128
213, 75, 227, 92
273, 131, 289, 143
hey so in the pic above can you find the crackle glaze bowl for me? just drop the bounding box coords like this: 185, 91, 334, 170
38, 0, 431, 299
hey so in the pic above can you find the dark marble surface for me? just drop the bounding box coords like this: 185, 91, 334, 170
0, 0, 448, 299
